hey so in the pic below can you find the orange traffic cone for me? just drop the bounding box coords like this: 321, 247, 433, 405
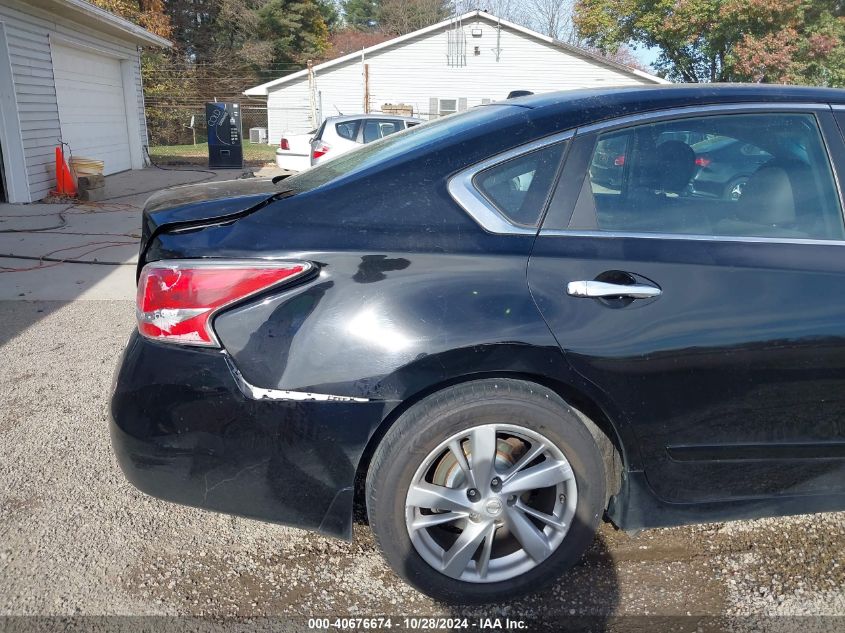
51, 146, 77, 197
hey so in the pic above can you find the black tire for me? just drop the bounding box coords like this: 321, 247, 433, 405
366, 378, 611, 604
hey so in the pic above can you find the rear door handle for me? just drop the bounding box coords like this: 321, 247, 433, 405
567, 280, 662, 299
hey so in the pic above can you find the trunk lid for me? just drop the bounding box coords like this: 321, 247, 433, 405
139, 178, 292, 265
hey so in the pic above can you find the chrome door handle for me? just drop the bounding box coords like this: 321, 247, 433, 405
567, 280, 662, 299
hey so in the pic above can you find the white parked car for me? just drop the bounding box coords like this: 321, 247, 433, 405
275, 130, 315, 171
310, 114, 422, 166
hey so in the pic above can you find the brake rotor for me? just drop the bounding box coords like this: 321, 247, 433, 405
431, 436, 525, 488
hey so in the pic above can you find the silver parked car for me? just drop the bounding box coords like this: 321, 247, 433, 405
310, 114, 422, 165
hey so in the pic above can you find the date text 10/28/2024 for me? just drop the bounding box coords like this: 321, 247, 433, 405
308, 618, 529, 630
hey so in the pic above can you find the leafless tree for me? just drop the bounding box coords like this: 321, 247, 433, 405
380, 0, 451, 35
525, 0, 582, 44
455, 0, 533, 24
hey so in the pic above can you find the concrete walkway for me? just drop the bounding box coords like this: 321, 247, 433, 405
0, 166, 278, 300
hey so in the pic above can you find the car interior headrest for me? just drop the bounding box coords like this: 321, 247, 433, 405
654, 141, 696, 194
738, 165, 796, 225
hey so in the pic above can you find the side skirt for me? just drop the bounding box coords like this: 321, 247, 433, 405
608, 471, 845, 531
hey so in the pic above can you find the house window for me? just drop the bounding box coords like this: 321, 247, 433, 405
429, 97, 467, 119
439, 98, 458, 116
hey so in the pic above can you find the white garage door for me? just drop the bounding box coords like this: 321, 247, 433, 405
53, 44, 132, 175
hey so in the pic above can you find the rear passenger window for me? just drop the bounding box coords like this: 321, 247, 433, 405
575, 113, 844, 240
474, 142, 567, 227
335, 120, 361, 141
362, 119, 404, 143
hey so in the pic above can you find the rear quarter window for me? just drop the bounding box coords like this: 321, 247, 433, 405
284, 105, 518, 194
335, 120, 361, 141
474, 142, 568, 227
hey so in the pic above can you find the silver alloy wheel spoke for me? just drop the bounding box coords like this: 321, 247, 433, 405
515, 501, 567, 531
405, 423, 577, 583
441, 519, 489, 578
501, 441, 546, 484
477, 523, 497, 579
505, 505, 552, 562
407, 482, 473, 513
469, 425, 497, 489
410, 511, 468, 531
500, 459, 574, 495
448, 439, 476, 488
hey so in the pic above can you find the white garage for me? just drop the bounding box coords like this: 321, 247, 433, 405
0, 0, 170, 202
53, 43, 133, 175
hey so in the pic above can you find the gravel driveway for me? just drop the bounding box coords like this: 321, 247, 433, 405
1, 300, 843, 631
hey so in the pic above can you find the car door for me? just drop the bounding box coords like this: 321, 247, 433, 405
528, 104, 845, 504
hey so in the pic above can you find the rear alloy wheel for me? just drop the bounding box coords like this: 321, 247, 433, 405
406, 424, 576, 583
366, 379, 610, 603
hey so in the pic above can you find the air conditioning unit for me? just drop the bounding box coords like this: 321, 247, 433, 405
249, 127, 268, 144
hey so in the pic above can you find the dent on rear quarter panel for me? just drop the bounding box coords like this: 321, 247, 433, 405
213, 249, 565, 399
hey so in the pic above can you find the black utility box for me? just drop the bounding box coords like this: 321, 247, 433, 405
206, 102, 243, 169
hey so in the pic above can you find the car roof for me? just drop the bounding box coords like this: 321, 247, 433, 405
325, 114, 422, 123
288, 84, 845, 202
504, 84, 845, 113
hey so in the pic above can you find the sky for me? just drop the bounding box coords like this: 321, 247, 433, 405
634, 45, 661, 71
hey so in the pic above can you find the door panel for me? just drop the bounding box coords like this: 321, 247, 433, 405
529, 236, 845, 502
528, 108, 845, 504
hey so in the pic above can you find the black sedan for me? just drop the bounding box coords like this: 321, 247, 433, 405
112, 85, 845, 604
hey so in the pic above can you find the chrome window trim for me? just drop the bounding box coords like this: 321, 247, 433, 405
832, 104, 845, 111
447, 130, 574, 235
576, 102, 832, 136
539, 229, 845, 246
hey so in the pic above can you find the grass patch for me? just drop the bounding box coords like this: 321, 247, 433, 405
148, 143, 276, 166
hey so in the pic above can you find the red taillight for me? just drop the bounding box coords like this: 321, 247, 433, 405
312, 144, 330, 159
280, 138, 290, 150
695, 156, 711, 168
613, 154, 626, 166
136, 260, 309, 347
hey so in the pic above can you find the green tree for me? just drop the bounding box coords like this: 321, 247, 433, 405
573, 0, 845, 86
342, 0, 381, 29
316, 0, 341, 33
729, 0, 845, 85
256, 0, 332, 65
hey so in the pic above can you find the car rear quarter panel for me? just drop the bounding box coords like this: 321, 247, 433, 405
213, 249, 562, 400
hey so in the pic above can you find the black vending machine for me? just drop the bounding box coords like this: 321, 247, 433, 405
205, 102, 243, 169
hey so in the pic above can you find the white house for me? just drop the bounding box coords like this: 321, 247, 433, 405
0, 0, 170, 202
245, 10, 668, 143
